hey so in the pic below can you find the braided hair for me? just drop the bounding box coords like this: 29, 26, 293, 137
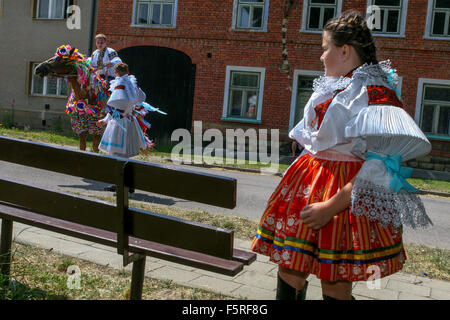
324, 10, 378, 65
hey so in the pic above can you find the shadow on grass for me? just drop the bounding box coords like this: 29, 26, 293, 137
0, 280, 68, 300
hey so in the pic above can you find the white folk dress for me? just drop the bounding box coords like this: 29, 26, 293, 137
99, 75, 149, 158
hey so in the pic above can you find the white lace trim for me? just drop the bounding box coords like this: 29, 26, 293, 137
312, 76, 352, 96
312, 60, 400, 97
351, 179, 433, 229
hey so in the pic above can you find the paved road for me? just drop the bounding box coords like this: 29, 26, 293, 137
1, 160, 449, 249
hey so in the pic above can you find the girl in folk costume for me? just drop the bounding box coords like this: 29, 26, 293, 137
251, 10, 433, 300
96, 62, 155, 159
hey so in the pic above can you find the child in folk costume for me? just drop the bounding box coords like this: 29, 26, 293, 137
251, 11, 432, 300
96, 63, 155, 158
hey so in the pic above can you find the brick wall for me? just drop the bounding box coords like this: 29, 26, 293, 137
96, 0, 450, 168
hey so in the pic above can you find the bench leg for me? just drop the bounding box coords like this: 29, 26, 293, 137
0, 219, 13, 286
130, 256, 146, 300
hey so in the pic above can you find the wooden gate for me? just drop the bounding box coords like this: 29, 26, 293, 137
118, 46, 195, 146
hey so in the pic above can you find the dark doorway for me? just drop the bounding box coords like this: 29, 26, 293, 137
118, 46, 196, 146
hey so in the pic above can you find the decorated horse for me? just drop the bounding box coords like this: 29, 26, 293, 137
35, 45, 109, 152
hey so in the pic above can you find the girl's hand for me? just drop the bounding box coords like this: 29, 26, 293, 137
300, 202, 335, 230
300, 178, 355, 230
96, 119, 105, 127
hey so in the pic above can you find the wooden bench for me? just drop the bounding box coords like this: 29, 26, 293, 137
0, 136, 256, 299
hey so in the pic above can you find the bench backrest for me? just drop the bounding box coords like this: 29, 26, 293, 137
0, 136, 237, 259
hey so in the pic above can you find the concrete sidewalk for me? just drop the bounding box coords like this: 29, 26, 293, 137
5, 222, 450, 300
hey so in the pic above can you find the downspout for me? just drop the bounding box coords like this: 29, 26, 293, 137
88, 0, 97, 56
280, 0, 296, 91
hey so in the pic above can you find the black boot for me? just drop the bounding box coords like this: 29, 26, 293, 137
276, 273, 308, 300
323, 294, 356, 300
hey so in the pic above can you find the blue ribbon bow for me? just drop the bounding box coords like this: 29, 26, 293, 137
366, 152, 417, 193
387, 69, 402, 98
110, 108, 127, 132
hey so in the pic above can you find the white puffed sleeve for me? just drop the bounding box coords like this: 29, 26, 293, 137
108, 75, 139, 110
288, 80, 368, 154
107, 48, 122, 65
90, 50, 99, 69
288, 118, 304, 143
345, 105, 431, 161
346, 104, 433, 229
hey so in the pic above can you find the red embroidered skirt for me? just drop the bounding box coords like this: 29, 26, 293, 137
251, 153, 406, 282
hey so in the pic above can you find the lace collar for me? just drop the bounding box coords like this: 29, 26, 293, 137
312, 60, 399, 96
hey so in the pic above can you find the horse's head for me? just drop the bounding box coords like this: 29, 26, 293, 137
35, 45, 79, 78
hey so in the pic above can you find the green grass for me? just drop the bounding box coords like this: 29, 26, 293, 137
403, 243, 450, 281
0, 126, 80, 147
0, 243, 235, 300
407, 178, 450, 194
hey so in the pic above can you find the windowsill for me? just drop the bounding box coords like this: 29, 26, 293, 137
29, 94, 68, 99
299, 29, 323, 34
231, 27, 267, 33
33, 18, 67, 21
221, 117, 262, 124
130, 23, 176, 29
423, 35, 450, 41
372, 33, 406, 38
426, 134, 450, 141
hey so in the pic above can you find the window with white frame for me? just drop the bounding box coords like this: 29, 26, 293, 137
289, 70, 323, 129
222, 67, 265, 121
428, 0, 450, 37
419, 84, 450, 136
36, 0, 67, 19
304, 0, 340, 31
135, 0, 177, 27
31, 63, 69, 97
367, 0, 407, 35
234, 0, 268, 30
293, 76, 316, 125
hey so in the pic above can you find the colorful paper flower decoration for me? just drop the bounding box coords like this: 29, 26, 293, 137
56, 45, 72, 58
75, 100, 88, 114
56, 45, 84, 61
